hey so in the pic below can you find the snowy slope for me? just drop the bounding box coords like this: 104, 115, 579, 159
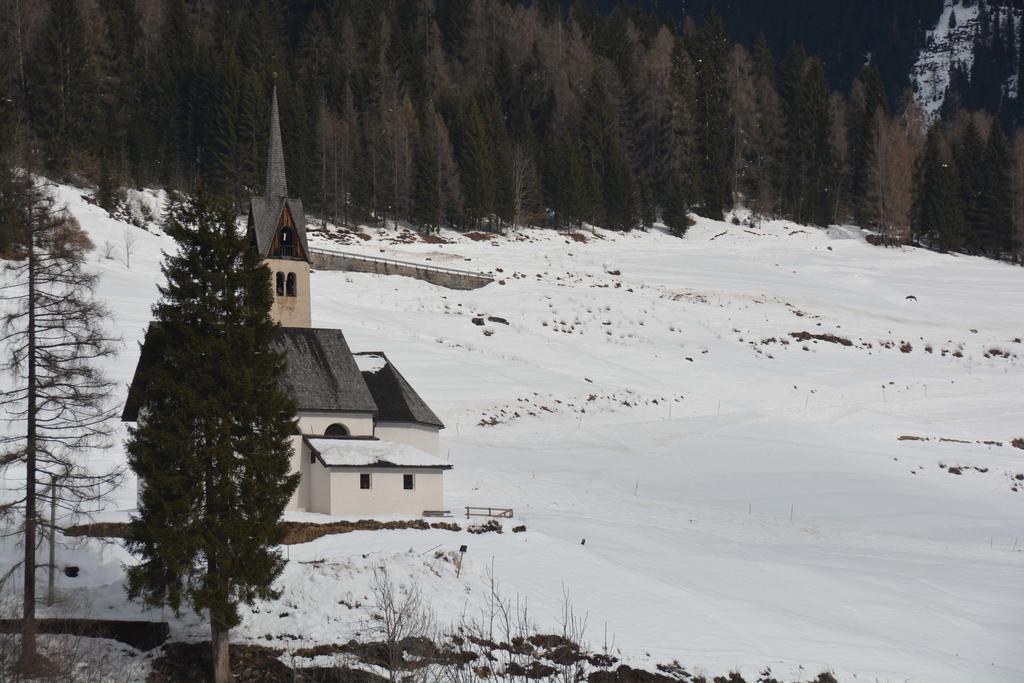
2, 184, 1024, 681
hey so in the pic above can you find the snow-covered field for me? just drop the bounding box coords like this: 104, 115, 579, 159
3, 184, 1024, 681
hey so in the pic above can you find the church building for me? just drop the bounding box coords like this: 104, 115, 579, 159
123, 87, 450, 518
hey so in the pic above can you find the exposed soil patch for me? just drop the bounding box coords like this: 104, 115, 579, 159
151, 635, 845, 683
568, 232, 588, 243
897, 435, 1006, 447
589, 665, 677, 683
281, 519, 463, 544
939, 463, 990, 475
465, 231, 497, 241
0, 618, 168, 651
147, 642, 292, 682
65, 519, 481, 546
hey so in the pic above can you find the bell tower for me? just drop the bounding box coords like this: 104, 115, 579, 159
246, 85, 312, 328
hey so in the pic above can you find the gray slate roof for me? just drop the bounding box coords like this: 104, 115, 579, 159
354, 352, 445, 428
123, 326, 380, 421
273, 328, 378, 414
265, 86, 288, 198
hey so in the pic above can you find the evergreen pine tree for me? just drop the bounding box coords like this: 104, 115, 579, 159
604, 144, 640, 231
663, 37, 697, 230
848, 65, 888, 222
956, 119, 987, 253
96, 0, 143, 188
411, 126, 441, 231
779, 48, 835, 225
455, 98, 496, 229
125, 192, 299, 683
916, 126, 966, 251
151, 0, 196, 188
209, 52, 261, 209
802, 59, 836, 226
980, 124, 1013, 255
689, 10, 732, 218
30, 0, 91, 174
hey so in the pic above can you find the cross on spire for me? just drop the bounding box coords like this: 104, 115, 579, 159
265, 85, 288, 198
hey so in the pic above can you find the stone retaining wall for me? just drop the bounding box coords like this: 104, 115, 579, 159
310, 250, 492, 290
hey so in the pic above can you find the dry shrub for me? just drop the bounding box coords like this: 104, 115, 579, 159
789, 331, 852, 346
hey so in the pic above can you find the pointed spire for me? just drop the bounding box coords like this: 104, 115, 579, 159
265, 83, 288, 198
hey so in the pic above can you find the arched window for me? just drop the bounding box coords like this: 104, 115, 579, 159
275, 272, 284, 296
286, 272, 297, 297
325, 423, 349, 437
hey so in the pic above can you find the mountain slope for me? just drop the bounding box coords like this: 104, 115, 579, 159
1, 186, 1023, 681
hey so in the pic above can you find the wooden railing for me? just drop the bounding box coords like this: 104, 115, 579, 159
465, 506, 513, 519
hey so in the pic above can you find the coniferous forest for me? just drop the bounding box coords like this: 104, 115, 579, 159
1, 0, 1023, 261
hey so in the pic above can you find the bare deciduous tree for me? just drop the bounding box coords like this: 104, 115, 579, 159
370, 566, 434, 682
867, 111, 915, 244
0, 176, 122, 673
121, 227, 136, 269
510, 144, 538, 231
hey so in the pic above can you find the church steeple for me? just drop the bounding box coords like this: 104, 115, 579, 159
265, 85, 288, 199
248, 82, 311, 328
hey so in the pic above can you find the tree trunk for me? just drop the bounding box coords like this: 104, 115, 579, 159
211, 620, 231, 683
18, 221, 38, 672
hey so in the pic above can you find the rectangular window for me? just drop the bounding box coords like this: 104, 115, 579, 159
360, 473, 371, 490
403, 474, 414, 490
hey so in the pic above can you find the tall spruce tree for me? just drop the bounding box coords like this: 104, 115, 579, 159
690, 10, 732, 218
917, 126, 967, 251
956, 119, 987, 254
980, 124, 1013, 255
125, 192, 299, 683
780, 47, 836, 225
29, 0, 91, 174
848, 65, 888, 222
411, 126, 441, 231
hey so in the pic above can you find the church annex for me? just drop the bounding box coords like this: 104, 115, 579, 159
123, 87, 450, 517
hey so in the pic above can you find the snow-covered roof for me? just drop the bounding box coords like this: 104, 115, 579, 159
306, 437, 451, 469
354, 352, 388, 373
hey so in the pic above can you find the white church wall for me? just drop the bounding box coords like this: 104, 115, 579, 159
286, 435, 310, 512
313, 468, 445, 517
373, 422, 442, 456
298, 411, 375, 437
310, 459, 333, 514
